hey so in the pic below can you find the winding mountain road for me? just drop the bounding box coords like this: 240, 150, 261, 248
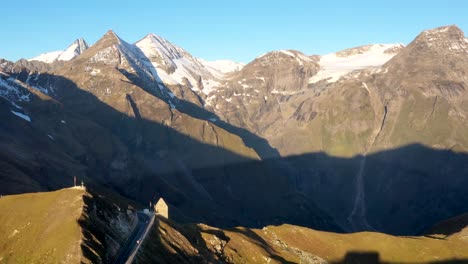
113, 211, 154, 264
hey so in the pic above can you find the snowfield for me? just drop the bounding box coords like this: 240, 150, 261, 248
309, 44, 403, 83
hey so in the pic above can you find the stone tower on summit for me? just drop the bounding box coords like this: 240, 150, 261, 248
155, 198, 169, 218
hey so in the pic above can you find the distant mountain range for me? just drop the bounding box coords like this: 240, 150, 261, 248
1, 25, 468, 240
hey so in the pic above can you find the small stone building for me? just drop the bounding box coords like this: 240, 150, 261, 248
155, 198, 169, 219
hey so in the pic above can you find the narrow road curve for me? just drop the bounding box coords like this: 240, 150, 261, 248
113, 211, 153, 264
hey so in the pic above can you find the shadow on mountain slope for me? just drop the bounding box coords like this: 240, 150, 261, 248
0, 72, 337, 232
78, 183, 143, 264
424, 213, 468, 238
331, 251, 468, 264
1, 72, 468, 236
117, 68, 281, 159
189, 143, 468, 235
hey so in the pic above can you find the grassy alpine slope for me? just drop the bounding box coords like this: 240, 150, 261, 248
0, 186, 141, 264
0, 188, 84, 264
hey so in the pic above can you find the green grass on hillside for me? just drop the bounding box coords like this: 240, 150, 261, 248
263, 224, 468, 263
0, 188, 84, 264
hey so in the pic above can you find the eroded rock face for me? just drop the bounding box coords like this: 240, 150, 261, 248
237, 50, 319, 92
383, 26, 468, 93
201, 49, 320, 152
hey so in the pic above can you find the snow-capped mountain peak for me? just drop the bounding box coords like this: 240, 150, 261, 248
84, 30, 162, 84
138, 33, 187, 62
136, 33, 221, 94
412, 25, 468, 53
57, 38, 89, 61
29, 38, 89, 63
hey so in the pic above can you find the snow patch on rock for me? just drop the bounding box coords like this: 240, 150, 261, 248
29, 51, 63, 63
199, 59, 244, 78
11, 110, 31, 122
0, 78, 31, 106
309, 44, 403, 83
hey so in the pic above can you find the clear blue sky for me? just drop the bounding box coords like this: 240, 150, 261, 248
2, 0, 467, 63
